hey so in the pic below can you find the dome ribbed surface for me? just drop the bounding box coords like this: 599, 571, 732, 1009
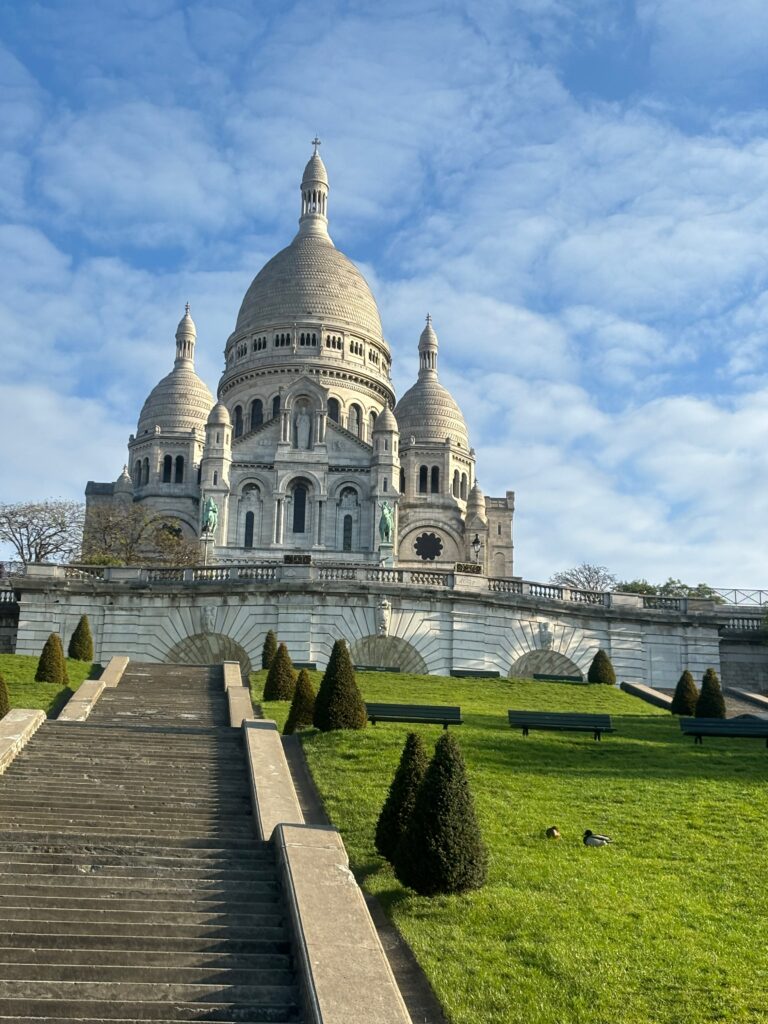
394, 379, 469, 448
234, 234, 383, 342
373, 405, 398, 432
137, 365, 214, 436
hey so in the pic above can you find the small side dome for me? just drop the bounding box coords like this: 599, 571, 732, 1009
115, 466, 133, 493
207, 401, 231, 426
302, 151, 328, 187
373, 405, 398, 433
467, 480, 486, 515
176, 303, 197, 341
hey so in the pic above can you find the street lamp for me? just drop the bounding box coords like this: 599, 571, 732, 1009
471, 533, 481, 563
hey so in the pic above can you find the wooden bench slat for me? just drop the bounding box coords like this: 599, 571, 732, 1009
679, 717, 768, 745
365, 702, 463, 729
508, 710, 613, 740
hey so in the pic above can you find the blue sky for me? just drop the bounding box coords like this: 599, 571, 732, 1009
2, 0, 768, 585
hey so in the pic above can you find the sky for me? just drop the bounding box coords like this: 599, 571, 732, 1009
1, 0, 768, 586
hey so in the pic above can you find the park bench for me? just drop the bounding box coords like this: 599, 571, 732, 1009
679, 716, 768, 746
508, 710, 614, 741
533, 673, 584, 683
365, 702, 463, 729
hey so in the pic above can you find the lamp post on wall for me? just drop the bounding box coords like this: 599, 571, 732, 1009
472, 533, 481, 565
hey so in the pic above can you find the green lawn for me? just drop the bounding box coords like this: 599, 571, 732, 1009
0, 654, 96, 717
251, 669, 768, 1024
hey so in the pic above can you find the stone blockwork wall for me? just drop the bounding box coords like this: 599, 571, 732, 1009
14, 572, 723, 689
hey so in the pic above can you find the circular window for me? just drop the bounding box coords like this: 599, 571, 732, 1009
414, 532, 443, 561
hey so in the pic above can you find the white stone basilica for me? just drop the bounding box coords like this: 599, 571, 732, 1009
86, 144, 515, 575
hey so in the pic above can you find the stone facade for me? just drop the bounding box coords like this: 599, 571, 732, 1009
85, 145, 514, 574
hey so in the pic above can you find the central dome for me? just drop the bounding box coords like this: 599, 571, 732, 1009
234, 232, 383, 342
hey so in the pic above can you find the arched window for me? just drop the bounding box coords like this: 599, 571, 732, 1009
399, 467, 405, 493
244, 511, 254, 548
133, 460, 141, 485
292, 483, 307, 533
162, 455, 172, 483
272, 395, 281, 418
419, 465, 428, 494
431, 466, 440, 493
234, 405, 243, 438
343, 514, 353, 552
348, 403, 362, 437
250, 399, 263, 430
328, 397, 340, 423
369, 410, 377, 437
174, 455, 184, 483
460, 473, 468, 500
453, 469, 460, 497
143, 458, 149, 485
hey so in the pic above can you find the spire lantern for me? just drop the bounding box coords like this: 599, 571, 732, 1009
298, 137, 330, 239
418, 313, 439, 379
174, 303, 197, 366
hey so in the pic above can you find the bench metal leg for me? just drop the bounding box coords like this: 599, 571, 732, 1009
694, 734, 703, 745
522, 727, 529, 737
443, 723, 448, 730
594, 731, 601, 741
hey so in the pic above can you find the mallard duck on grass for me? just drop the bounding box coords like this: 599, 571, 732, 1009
583, 829, 612, 847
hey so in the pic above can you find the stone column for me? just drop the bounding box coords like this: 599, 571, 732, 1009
275, 499, 284, 544
315, 500, 323, 545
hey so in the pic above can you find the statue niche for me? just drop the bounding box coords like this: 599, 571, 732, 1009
294, 402, 312, 450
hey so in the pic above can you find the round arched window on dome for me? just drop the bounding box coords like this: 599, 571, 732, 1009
233, 406, 243, 438
250, 399, 263, 431
327, 398, 340, 423
414, 532, 443, 561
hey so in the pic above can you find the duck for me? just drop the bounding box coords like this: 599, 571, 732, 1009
545, 826, 561, 839
583, 829, 612, 847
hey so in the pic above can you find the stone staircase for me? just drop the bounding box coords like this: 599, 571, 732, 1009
0, 663, 304, 1023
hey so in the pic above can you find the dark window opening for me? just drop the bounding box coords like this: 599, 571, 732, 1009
234, 405, 243, 438
419, 465, 428, 494
292, 484, 307, 533
174, 455, 184, 483
431, 466, 440, 493
251, 399, 263, 430
244, 511, 254, 548
328, 398, 340, 423
162, 455, 172, 483
343, 514, 353, 552
272, 395, 281, 418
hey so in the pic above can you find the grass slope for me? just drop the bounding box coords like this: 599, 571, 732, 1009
252, 670, 768, 1024
0, 654, 95, 717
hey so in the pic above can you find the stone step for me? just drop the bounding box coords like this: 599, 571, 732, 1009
3, 900, 283, 925
0, 829, 258, 846
0, 980, 297, 1002
0, 997, 300, 1022
0, 932, 291, 954
5, 918, 288, 939
0, 821, 255, 840
0, 795, 251, 813
0, 947, 291, 970
0, 878, 278, 898
0, 805, 252, 826
0, 963, 295, 986
0, 838, 265, 859
0, 862, 275, 883
0, 891, 281, 914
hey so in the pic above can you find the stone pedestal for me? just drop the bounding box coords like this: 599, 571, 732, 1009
378, 542, 394, 567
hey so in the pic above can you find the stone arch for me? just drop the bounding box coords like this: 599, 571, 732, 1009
348, 635, 428, 674
509, 649, 584, 681
166, 632, 252, 676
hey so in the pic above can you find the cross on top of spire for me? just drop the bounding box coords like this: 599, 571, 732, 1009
426, 313, 431, 324
185, 301, 190, 315
311, 136, 321, 154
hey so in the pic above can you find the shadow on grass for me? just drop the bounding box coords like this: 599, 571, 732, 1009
48, 686, 75, 718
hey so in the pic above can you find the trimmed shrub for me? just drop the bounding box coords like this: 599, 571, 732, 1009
262, 643, 296, 701
394, 732, 487, 895
670, 670, 698, 715
375, 732, 429, 863
313, 639, 367, 732
695, 667, 726, 719
284, 669, 316, 734
262, 629, 278, 670
0, 671, 9, 720
35, 632, 68, 685
588, 648, 616, 685
68, 615, 94, 661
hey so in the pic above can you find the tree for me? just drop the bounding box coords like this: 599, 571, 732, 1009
670, 670, 698, 715
262, 630, 278, 670
68, 615, 94, 661
283, 669, 316, 734
313, 639, 367, 732
394, 732, 487, 896
615, 578, 725, 604
695, 667, 726, 719
262, 643, 296, 701
83, 504, 199, 565
550, 563, 617, 592
615, 578, 658, 595
0, 672, 9, 720
0, 500, 85, 566
375, 732, 429, 863
588, 649, 616, 685
35, 633, 68, 685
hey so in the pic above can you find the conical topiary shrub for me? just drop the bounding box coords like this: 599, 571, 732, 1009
262, 629, 278, 670
375, 732, 429, 863
68, 614, 94, 661
313, 639, 367, 732
0, 671, 9, 720
35, 632, 68, 685
588, 648, 616, 685
283, 669, 316, 735
262, 643, 296, 701
394, 732, 487, 895
695, 667, 726, 719
671, 670, 698, 715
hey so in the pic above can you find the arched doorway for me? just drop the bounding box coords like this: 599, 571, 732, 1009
348, 635, 428, 674
509, 650, 584, 680
166, 632, 252, 676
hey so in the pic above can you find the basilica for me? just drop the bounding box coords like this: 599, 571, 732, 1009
85, 144, 515, 576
